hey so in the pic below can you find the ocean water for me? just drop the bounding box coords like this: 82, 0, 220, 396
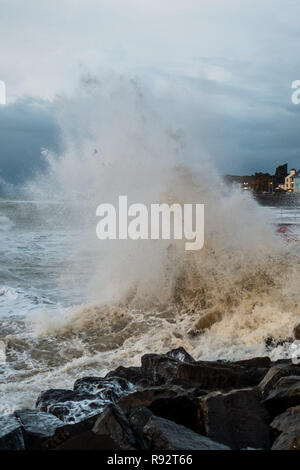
1, 77, 300, 418
0, 196, 300, 417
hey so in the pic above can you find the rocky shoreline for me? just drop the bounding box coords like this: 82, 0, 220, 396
1, 347, 300, 450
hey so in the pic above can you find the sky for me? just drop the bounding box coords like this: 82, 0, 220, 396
0, 0, 300, 189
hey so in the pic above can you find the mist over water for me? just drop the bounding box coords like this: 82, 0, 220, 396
1, 74, 300, 416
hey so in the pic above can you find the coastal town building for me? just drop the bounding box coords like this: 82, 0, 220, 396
294, 175, 300, 193
278, 169, 300, 192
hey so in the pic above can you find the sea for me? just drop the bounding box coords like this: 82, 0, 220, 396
0, 196, 300, 418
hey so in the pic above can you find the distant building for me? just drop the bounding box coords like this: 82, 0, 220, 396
295, 175, 300, 193
281, 169, 298, 192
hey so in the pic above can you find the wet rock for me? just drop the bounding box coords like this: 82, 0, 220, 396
293, 324, 300, 340
197, 388, 271, 449
93, 404, 138, 450
73, 376, 134, 400
270, 405, 300, 450
14, 409, 63, 449
141, 354, 179, 384
258, 363, 300, 397
0, 415, 24, 450
56, 431, 118, 450
36, 388, 108, 422
148, 394, 199, 432
271, 405, 300, 433
143, 415, 230, 450
117, 386, 187, 413
173, 361, 265, 389
128, 406, 153, 447
105, 366, 155, 388
272, 431, 300, 450
51, 413, 112, 450
263, 376, 300, 417
231, 357, 271, 369
166, 347, 195, 363
141, 352, 270, 390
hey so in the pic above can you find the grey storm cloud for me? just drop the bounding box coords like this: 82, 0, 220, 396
0, 0, 300, 186
0, 98, 59, 189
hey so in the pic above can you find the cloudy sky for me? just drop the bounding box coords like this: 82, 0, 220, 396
0, 0, 300, 188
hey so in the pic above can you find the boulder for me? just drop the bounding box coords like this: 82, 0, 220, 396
148, 395, 199, 432
272, 430, 300, 450
271, 405, 300, 450
105, 365, 155, 388
141, 353, 269, 390
128, 406, 153, 445
117, 386, 187, 413
231, 357, 271, 369
52, 413, 116, 450
166, 347, 195, 363
173, 361, 266, 389
73, 376, 134, 400
0, 415, 24, 450
197, 388, 271, 449
293, 324, 300, 340
36, 388, 108, 422
92, 404, 138, 450
14, 409, 63, 449
141, 354, 179, 385
263, 376, 300, 417
143, 415, 230, 450
258, 363, 300, 397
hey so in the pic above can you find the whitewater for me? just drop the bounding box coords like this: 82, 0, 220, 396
0, 76, 299, 415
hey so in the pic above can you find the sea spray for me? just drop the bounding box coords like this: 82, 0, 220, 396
0, 73, 297, 414
25, 74, 300, 353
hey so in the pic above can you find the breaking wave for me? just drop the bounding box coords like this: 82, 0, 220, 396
24, 73, 300, 364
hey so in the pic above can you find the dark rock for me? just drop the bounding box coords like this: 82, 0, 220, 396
271, 406, 300, 450
197, 388, 271, 449
258, 363, 300, 397
93, 404, 138, 450
272, 431, 300, 450
293, 324, 300, 340
56, 432, 118, 450
141, 354, 179, 384
73, 376, 134, 400
117, 386, 186, 413
141, 353, 269, 390
52, 413, 113, 450
105, 366, 154, 388
230, 357, 271, 369
263, 376, 300, 417
14, 409, 63, 449
166, 347, 195, 363
143, 415, 230, 450
128, 406, 153, 443
0, 415, 24, 450
271, 405, 300, 433
148, 395, 199, 432
173, 361, 265, 389
36, 388, 108, 422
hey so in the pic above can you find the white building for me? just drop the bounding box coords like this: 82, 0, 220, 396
280, 169, 298, 192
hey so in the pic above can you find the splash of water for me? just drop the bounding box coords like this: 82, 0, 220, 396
25, 73, 300, 362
